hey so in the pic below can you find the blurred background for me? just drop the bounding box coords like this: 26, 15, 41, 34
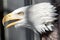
1, 0, 60, 40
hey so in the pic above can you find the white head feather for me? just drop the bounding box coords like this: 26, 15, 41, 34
10, 2, 57, 33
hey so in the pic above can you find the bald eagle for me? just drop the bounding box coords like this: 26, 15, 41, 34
2, 2, 57, 34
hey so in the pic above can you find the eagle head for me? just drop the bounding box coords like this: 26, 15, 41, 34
2, 2, 58, 33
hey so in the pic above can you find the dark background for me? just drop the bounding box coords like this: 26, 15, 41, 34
0, 0, 4, 40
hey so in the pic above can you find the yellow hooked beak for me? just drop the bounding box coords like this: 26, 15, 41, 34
2, 13, 22, 28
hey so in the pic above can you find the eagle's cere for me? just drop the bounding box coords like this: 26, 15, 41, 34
2, 2, 57, 33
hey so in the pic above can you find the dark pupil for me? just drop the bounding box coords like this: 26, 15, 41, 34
18, 12, 21, 14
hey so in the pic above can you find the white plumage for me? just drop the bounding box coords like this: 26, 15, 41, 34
3, 2, 57, 33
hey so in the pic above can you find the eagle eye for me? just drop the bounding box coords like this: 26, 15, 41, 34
17, 12, 24, 16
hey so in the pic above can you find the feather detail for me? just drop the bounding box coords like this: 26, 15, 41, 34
29, 2, 57, 33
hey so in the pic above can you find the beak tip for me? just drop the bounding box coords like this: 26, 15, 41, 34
2, 13, 21, 28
